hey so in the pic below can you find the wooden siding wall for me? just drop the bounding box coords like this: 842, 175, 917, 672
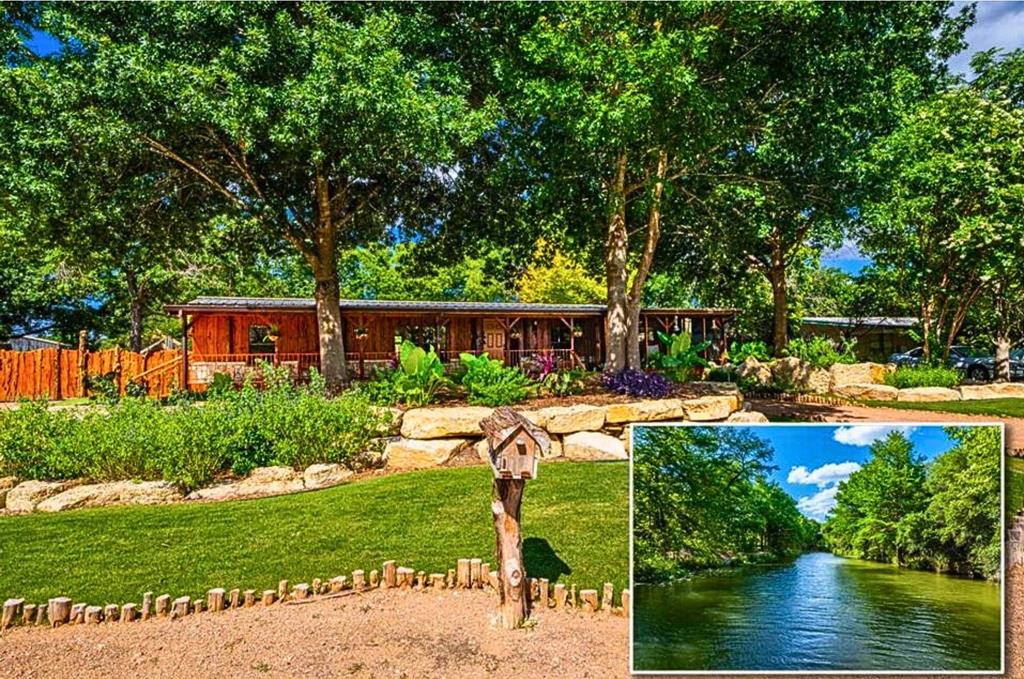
0, 348, 181, 401
190, 314, 319, 356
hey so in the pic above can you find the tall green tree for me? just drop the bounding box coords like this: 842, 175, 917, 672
858, 87, 1024, 364
633, 426, 786, 579
670, 3, 968, 352
23, 4, 493, 388
501, 3, 822, 371
923, 427, 1001, 576
824, 432, 929, 566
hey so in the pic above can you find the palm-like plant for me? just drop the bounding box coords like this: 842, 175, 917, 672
648, 331, 711, 382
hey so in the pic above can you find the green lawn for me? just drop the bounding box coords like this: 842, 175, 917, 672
1008, 457, 1024, 524
864, 398, 1024, 418
0, 462, 628, 605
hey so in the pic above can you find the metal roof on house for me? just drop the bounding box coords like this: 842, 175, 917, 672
165, 296, 738, 317
802, 316, 918, 329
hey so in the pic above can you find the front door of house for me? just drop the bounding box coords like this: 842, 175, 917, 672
483, 319, 505, 362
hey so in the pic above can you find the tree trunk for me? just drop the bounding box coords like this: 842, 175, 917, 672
995, 334, 1012, 382
769, 264, 788, 353
492, 478, 527, 629
625, 150, 668, 370
313, 268, 347, 392
308, 172, 348, 392
625, 301, 643, 369
125, 269, 144, 352
605, 151, 629, 373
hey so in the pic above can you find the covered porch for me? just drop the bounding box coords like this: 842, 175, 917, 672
163, 297, 737, 388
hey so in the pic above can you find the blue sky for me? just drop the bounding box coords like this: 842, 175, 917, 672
743, 424, 985, 521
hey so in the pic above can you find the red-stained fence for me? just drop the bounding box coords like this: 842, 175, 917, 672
0, 348, 182, 402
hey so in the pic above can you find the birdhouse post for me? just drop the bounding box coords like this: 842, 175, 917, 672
479, 407, 550, 629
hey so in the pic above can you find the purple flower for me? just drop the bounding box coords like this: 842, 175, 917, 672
602, 369, 673, 398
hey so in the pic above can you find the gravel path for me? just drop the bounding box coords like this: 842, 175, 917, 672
751, 399, 1024, 453
0, 589, 627, 679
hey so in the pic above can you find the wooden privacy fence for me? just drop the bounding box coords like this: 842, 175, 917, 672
0, 348, 182, 402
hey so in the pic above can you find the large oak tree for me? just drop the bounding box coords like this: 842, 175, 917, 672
21, 3, 492, 388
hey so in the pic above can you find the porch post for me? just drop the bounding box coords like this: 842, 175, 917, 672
642, 315, 650, 364
180, 311, 190, 393
718, 318, 728, 363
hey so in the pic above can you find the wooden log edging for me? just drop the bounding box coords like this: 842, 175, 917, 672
0, 558, 628, 634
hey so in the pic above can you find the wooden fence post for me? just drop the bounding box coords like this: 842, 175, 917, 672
77, 330, 88, 397
54, 347, 62, 401
113, 346, 123, 395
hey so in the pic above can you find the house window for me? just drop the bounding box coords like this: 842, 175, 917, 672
248, 325, 276, 355
395, 325, 447, 352
551, 323, 571, 349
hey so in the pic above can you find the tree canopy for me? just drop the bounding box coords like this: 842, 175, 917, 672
3, 2, 1019, 369
823, 428, 1000, 578
633, 426, 819, 582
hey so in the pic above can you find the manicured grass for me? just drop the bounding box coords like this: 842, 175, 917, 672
0, 462, 627, 605
1008, 457, 1024, 524
864, 398, 1024, 418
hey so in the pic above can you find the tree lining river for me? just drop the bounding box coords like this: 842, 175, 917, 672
633, 552, 1001, 672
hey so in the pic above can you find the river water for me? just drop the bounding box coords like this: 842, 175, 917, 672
633, 552, 1001, 672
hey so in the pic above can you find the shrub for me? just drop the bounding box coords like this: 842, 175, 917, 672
75, 397, 168, 481
358, 367, 403, 406
602, 369, 674, 398
0, 366, 390, 494
540, 369, 588, 397
729, 340, 771, 363
458, 353, 531, 406
782, 336, 856, 370
0, 400, 82, 480
520, 352, 558, 381
884, 366, 962, 389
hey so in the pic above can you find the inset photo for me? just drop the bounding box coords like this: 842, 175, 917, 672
630, 423, 1004, 674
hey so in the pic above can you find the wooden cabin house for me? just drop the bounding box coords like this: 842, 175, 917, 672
164, 296, 737, 387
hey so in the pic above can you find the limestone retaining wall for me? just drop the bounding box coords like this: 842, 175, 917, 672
384, 389, 749, 470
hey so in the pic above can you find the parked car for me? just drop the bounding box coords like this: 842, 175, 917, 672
954, 349, 1024, 382
888, 346, 972, 368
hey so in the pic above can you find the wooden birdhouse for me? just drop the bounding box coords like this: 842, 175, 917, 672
479, 407, 550, 481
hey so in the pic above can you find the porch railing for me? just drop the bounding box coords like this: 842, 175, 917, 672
190, 348, 588, 384
189, 353, 321, 385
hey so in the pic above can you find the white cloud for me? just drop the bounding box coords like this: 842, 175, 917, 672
832, 425, 917, 447
797, 486, 841, 521
788, 460, 863, 520
787, 461, 862, 488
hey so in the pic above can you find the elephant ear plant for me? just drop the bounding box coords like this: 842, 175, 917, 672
648, 331, 711, 382
390, 340, 449, 407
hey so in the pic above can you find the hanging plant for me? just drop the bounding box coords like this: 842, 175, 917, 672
509, 329, 522, 340
571, 324, 584, 338
264, 324, 281, 343
355, 326, 369, 341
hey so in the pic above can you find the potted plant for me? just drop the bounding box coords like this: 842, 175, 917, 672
264, 324, 281, 343
571, 324, 584, 338
354, 326, 369, 341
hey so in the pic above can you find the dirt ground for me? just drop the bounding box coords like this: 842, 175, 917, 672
751, 398, 1024, 454
0, 589, 626, 679
1, 575, 1020, 679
